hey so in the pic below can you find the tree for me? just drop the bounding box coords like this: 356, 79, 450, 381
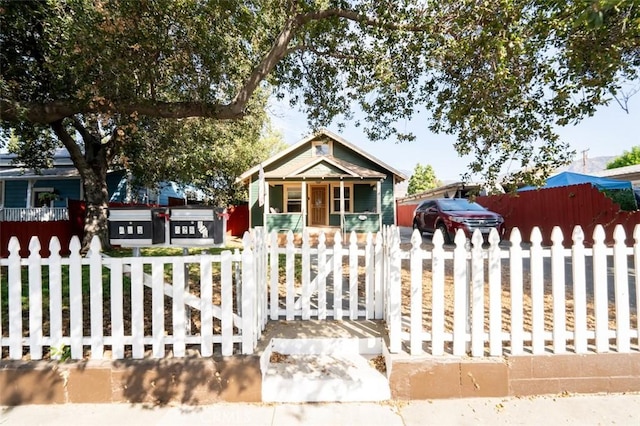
124, 113, 288, 207
606, 146, 640, 169
2, 0, 639, 247
407, 164, 440, 195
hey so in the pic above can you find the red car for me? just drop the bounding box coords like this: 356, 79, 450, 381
412, 198, 504, 243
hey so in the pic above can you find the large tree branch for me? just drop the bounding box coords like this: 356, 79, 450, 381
1, 99, 246, 124
50, 119, 90, 177
232, 8, 431, 110
2, 7, 431, 125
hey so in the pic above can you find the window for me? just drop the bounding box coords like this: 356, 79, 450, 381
312, 141, 331, 156
331, 185, 352, 213
285, 186, 302, 212
33, 187, 56, 207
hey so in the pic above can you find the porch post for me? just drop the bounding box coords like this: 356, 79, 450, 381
340, 179, 345, 234
263, 181, 270, 231
301, 180, 307, 230
376, 180, 382, 230
26, 179, 34, 207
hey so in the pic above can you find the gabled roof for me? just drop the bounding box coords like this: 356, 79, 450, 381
238, 128, 407, 183
264, 155, 386, 180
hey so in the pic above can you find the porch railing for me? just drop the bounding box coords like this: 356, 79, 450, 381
0, 207, 69, 222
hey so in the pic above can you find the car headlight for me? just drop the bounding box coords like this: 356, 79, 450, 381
449, 216, 465, 224
497, 216, 504, 224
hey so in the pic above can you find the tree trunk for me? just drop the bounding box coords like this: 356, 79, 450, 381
81, 167, 110, 252
51, 119, 113, 253
79, 129, 111, 252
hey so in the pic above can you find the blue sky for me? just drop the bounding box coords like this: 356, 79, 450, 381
269, 95, 640, 182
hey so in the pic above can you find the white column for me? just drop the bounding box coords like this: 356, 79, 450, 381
263, 181, 269, 231
340, 180, 345, 233
301, 180, 307, 230
376, 180, 382, 230
26, 179, 34, 207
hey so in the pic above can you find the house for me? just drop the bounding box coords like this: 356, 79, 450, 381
0, 150, 124, 256
238, 129, 407, 235
594, 164, 640, 187
0, 150, 123, 221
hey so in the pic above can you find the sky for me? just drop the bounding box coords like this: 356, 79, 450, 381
268, 94, 640, 182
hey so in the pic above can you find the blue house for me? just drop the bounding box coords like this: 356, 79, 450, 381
0, 150, 123, 221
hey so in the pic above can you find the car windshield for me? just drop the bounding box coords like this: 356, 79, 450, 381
438, 199, 486, 212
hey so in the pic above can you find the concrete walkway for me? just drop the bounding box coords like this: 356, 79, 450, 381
2, 393, 639, 425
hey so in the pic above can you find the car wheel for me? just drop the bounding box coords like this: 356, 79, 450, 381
436, 223, 451, 244
412, 219, 422, 234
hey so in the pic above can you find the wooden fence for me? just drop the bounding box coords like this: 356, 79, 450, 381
1, 224, 638, 361
0, 235, 258, 360
477, 184, 640, 246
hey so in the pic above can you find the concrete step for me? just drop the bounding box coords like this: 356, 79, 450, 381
261, 337, 390, 403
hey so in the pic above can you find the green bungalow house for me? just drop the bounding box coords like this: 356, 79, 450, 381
238, 129, 407, 235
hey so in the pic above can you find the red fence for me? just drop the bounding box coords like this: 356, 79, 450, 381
0, 221, 76, 258
477, 183, 640, 246
226, 203, 249, 237
396, 202, 418, 228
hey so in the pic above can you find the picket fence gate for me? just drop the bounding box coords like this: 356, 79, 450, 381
1, 223, 639, 361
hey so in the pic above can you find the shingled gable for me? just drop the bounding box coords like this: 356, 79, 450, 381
238, 128, 407, 183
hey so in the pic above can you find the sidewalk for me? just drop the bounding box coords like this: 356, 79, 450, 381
2, 393, 639, 425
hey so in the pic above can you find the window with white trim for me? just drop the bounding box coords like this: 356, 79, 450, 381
331, 184, 352, 213
312, 141, 331, 156
33, 187, 56, 207
285, 185, 302, 213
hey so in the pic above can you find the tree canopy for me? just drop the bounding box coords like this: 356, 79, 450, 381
407, 164, 440, 195
1, 0, 639, 246
123, 115, 288, 207
606, 145, 640, 169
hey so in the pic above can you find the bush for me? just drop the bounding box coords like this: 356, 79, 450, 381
602, 189, 638, 211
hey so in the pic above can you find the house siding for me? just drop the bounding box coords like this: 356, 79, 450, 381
33, 179, 81, 207
268, 144, 313, 171
381, 177, 395, 225
4, 181, 28, 207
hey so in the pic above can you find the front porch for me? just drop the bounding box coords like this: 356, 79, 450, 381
259, 180, 384, 235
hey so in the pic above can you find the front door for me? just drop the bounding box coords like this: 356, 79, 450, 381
309, 185, 328, 226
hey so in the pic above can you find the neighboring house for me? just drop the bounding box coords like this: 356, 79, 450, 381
0, 151, 123, 221
110, 178, 191, 206
594, 164, 640, 187
238, 129, 407, 234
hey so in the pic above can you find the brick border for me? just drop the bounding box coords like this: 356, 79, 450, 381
0, 356, 261, 406
2, 352, 639, 404
389, 352, 640, 400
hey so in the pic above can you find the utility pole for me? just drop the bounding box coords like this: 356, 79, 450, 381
581, 149, 590, 174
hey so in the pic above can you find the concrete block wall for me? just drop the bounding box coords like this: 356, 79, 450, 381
0, 357, 262, 406
389, 353, 640, 400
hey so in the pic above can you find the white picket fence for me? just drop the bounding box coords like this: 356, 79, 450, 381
0, 234, 258, 360
394, 224, 640, 356
1, 223, 638, 361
